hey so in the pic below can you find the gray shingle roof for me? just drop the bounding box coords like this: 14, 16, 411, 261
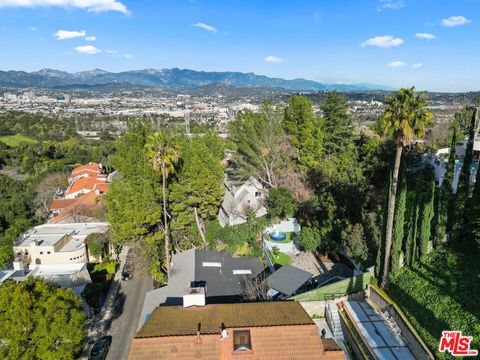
137, 249, 264, 330
265, 265, 312, 296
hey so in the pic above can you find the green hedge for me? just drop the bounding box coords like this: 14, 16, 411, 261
92, 261, 118, 275
388, 249, 480, 359
291, 272, 372, 301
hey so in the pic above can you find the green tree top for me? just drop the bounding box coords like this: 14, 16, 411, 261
0, 278, 86, 360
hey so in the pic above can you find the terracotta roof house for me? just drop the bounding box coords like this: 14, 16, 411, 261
129, 301, 346, 360
65, 176, 107, 199
69, 163, 104, 182
49, 192, 101, 224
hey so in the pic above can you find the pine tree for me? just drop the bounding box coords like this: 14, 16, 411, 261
391, 175, 407, 272
284, 95, 324, 168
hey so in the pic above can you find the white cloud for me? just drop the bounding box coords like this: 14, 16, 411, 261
54, 29, 86, 40
377, 0, 404, 11
388, 61, 407, 68
0, 0, 129, 14
412, 63, 423, 68
441, 16, 472, 27
416, 33, 436, 40
29, 26, 38, 31
124, 54, 134, 59
193, 22, 217, 33
264, 55, 286, 64
361, 35, 404, 48
85, 35, 96, 41
75, 45, 101, 54
105, 49, 117, 54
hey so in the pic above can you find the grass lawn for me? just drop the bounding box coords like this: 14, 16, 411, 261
292, 272, 372, 301
268, 250, 291, 267
0, 134, 37, 147
388, 246, 480, 359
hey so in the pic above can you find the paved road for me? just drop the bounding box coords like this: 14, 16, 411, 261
105, 268, 153, 360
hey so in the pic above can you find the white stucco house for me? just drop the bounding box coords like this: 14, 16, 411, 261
13, 222, 110, 266
218, 176, 267, 227
426, 136, 480, 192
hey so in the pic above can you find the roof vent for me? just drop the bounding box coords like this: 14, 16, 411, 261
202, 262, 221, 268
183, 286, 206, 308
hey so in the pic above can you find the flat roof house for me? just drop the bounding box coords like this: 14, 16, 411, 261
13, 222, 109, 265
138, 249, 264, 330
129, 301, 346, 359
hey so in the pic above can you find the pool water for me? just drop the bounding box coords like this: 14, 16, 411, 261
269, 231, 286, 241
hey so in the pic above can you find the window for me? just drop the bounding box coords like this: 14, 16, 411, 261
255, 192, 261, 197
47, 251, 51, 255
40, 252, 43, 255
233, 330, 252, 352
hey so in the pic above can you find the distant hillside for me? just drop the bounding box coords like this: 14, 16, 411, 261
0, 68, 393, 92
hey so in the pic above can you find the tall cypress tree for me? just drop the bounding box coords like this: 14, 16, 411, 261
418, 173, 435, 258
444, 124, 458, 237
391, 175, 407, 272
376, 172, 391, 278
406, 179, 421, 267
453, 107, 477, 236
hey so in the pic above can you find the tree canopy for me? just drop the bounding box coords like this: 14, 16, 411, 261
0, 278, 86, 360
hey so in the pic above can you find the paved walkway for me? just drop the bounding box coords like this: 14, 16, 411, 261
106, 268, 153, 360
80, 246, 153, 359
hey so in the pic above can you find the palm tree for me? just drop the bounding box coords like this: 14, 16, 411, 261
380, 87, 432, 288
145, 131, 179, 274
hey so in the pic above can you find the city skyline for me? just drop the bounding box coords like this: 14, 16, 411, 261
0, 0, 479, 92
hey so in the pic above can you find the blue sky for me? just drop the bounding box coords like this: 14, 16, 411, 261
0, 0, 478, 91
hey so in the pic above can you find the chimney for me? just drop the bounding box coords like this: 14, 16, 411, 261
183, 286, 206, 308
196, 322, 202, 344
13, 260, 25, 276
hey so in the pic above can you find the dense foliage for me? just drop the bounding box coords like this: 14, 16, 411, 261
105, 123, 226, 280
0, 278, 86, 359
0, 175, 36, 267
389, 247, 480, 358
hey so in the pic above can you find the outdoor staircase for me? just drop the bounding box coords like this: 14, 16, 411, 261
326, 302, 344, 340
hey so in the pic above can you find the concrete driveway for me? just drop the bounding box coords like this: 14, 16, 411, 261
105, 267, 153, 360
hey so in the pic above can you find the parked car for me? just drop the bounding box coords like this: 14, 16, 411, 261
88, 336, 112, 360
121, 271, 133, 281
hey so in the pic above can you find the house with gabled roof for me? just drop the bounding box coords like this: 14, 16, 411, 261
218, 176, 267, 227
129, 301, 346, 359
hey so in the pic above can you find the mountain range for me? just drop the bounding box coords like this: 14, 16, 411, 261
0, 68, 393, 92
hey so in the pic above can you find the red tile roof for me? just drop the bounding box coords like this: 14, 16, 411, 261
49, 198, 79, 211
130, 302, 346, 360
94, 183, 109, 194
129, 325, 345, 360
136, 302, 314, 338
49, 192, 99, 223
66, 176, 107, 196
71, 163, 102, 177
